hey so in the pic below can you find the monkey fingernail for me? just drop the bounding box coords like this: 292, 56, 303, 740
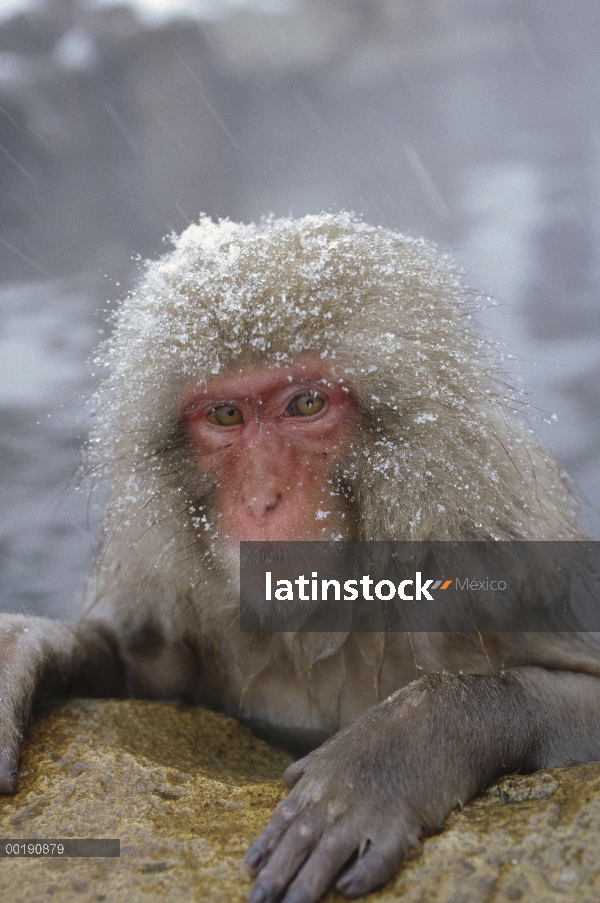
246, 884, 268, 903
336, 875, 361, 897
0, 773, 18, 794
0, 752, 18, 794
244, 848, 264, 873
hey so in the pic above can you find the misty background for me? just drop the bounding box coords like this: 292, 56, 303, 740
0, 0, 599, 619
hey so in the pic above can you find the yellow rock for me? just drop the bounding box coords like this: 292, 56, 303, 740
1, 699, 600, 902
0, 699, 291, 902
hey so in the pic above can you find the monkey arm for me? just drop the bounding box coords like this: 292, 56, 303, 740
244, 666, 600, 903
0, 614, 125, 794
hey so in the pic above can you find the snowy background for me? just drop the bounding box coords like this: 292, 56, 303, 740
0, 0, 599, 619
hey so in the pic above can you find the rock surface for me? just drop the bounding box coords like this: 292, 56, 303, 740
1, 699, 600, 902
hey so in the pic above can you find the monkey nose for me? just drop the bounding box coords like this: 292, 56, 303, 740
242, 490, 282, 518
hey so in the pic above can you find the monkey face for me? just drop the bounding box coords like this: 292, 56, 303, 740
181, 358, 357, 545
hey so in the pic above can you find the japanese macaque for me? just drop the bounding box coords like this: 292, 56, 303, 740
2, 213, 600, 903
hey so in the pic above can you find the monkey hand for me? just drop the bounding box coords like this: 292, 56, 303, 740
0, 614, 125, 793
0, 615, 51, 794
244, 672, 531, 902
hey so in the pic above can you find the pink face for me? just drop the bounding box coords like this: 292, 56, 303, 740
182, 360, 357, 543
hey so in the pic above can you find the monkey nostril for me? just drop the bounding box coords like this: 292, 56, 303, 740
243, 492, 282, 517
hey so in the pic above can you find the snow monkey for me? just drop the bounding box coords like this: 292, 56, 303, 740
2, 213, 600, 903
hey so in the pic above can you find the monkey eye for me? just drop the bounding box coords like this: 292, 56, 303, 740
207, 405, 243, 426
287, 393, 325, 416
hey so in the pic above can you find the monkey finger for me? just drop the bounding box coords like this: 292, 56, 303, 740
283, 755, 313, 789
335, 834, 406, 898
244, 798, 303, 875
280, 828, 358, 903
246, 819, 318, 903
0, 749, 19, 794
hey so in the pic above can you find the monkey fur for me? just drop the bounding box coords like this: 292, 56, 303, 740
1, 213, 600, 902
